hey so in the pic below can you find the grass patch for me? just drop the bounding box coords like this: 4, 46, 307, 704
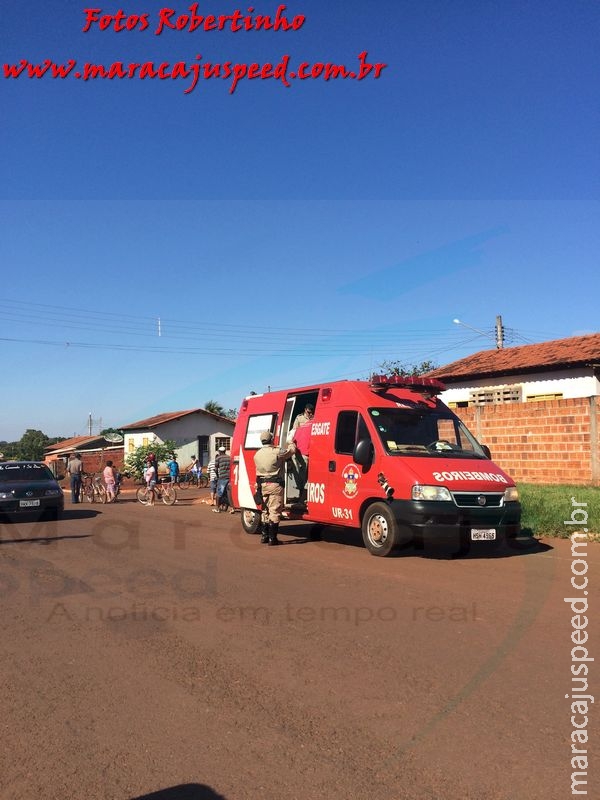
518, 483, 600, 539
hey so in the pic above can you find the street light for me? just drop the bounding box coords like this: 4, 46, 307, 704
453, 319, 494, 339
453, 318, 504, 349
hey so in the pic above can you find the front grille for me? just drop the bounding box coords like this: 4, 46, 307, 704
452, 492, 503, 508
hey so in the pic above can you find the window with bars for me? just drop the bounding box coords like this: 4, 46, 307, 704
215, 436, 231, 453
469, 386, 522, 405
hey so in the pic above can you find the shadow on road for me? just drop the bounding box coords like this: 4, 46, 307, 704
277, 522, 553, 559
0, 533, 92, 546
131, 784, 227, 800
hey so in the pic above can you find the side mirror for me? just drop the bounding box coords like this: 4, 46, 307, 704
353, 439, 374, 467
481, 444, 491, 459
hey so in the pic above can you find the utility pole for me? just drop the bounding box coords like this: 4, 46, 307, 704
495, 315, 504, 349
454, 316, 505, 349
88, 412, 93, 436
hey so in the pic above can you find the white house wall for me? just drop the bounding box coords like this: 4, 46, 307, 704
124, 413, 235, 465
441, 367, 600, 405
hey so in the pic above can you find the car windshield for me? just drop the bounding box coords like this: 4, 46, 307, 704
369, 407, 486, 457
0, 463, 55, 481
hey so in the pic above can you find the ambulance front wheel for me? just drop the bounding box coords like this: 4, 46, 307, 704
362, 502, 400, 556
241, 509, 261, 534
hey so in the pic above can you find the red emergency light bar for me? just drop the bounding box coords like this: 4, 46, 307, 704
369, 374, 445, 394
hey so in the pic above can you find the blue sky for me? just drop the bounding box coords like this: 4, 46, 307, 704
1, 0, 598, 440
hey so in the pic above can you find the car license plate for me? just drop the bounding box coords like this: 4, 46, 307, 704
471, 528, 496, 541
19, 499, 40, 508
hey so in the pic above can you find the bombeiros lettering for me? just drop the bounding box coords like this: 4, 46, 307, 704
432, 470, 508, 484
306, 482, 325, 504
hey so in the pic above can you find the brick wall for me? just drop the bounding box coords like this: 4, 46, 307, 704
47, 448, 125, 477
454, 397, 600, 486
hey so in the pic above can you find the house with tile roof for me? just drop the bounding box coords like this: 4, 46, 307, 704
44, 434, 125, 477
426, 333, 600, 408
120, 408, 235, 469
425, 334, 600, 485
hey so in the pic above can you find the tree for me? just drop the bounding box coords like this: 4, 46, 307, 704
123, 440, 177, 481
204, 401, 237, 420
377, 360, 437, 377
204, 400, 225, 416
0, 440, 18, 460
14, 429, 51, 461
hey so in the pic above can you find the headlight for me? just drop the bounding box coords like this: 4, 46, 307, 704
504, 486, 519, 502
0, 491, 13, 499
412, 484, 452, 501
44, 489, 62, 496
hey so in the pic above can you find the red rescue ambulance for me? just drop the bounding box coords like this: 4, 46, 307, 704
231, 375, 521, 556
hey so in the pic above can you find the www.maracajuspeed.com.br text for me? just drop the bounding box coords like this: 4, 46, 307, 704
3, 51, 387, 95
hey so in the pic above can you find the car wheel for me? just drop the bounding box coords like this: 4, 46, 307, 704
241, 509, 261, 534
361, 502, 400, 556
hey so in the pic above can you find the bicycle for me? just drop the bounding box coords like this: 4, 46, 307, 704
178, 470, 209, 489
136, 480, 177, 506
81, 473, 107, 504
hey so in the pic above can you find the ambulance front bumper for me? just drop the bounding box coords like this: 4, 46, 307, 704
391, 499, 522, 544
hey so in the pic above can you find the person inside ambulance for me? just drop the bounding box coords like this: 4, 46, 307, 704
286, 403, 314, 501
292, 417, 312, 502
292, 403, 314, 430
254, 430, 296, 546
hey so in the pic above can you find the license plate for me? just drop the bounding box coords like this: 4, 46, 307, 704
19, 499, 40, 508
471, 528, 496, 541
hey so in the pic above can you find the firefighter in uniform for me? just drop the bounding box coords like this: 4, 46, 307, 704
254, 430, 296, 546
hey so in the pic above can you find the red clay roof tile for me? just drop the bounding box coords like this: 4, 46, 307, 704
426, 333, 600, 382
121, 408, 233, 430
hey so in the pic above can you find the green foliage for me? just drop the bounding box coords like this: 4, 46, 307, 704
204, 400, 225, 416
14, 429, 51, 461
123, 440, 177, 480
1, 432, 66, 461
205, 401, 236, 420
519, 483, 600, 538
0, 440, 18, 460
378, 360, 438, 377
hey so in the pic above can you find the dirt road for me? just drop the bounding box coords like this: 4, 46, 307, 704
0, 489, 597, 800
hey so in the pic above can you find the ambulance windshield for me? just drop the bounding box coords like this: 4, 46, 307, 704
368, 408, 487, 458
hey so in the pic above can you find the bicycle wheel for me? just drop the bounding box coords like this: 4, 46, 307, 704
178, 474, 190, 490
82, 482, 95, 503
161, 485, 177, 505
96, 483, 107, 504
198, 475, 209, 488
136, 486, 149, 505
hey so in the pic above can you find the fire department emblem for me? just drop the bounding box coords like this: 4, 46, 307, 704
342, 463, 360, 498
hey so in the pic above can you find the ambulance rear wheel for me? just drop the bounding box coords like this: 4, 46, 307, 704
362, 502, 399, 556
241, 509, 261, 534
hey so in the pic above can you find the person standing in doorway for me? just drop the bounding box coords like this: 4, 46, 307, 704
293, 403, 314, 430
